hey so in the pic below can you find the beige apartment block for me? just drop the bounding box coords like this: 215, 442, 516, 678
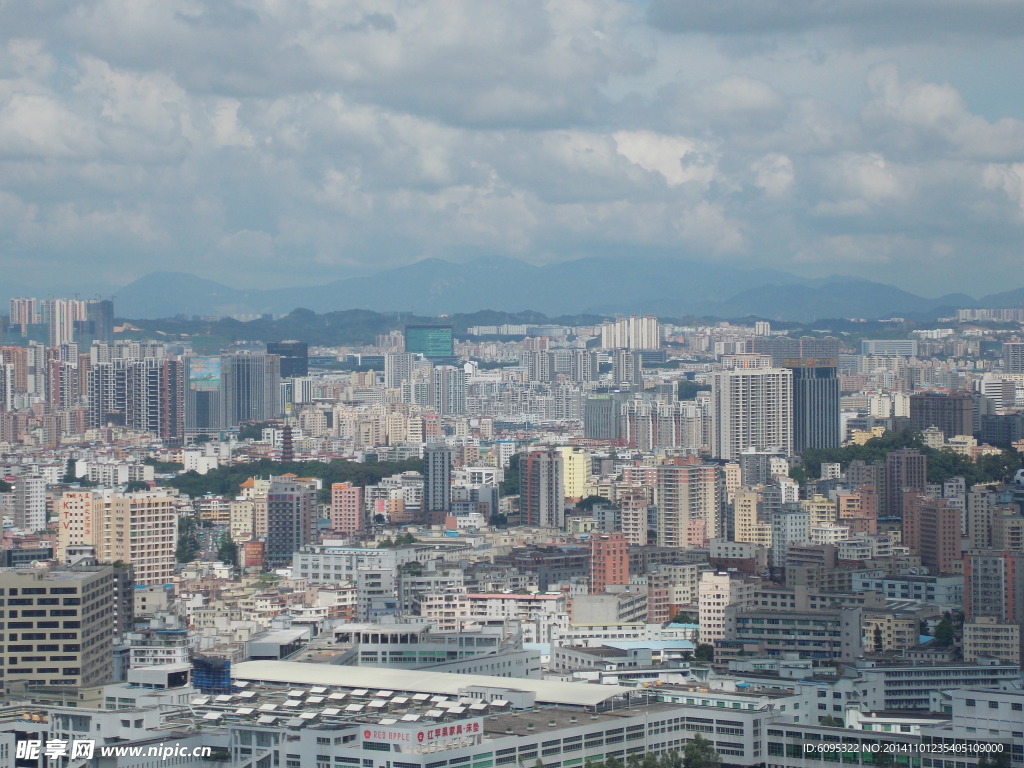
963, 616, 1021, 666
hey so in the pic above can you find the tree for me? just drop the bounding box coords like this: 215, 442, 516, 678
682, 734, 720, 768
237, 422, 272, 441
677, 380, 711, 400
694, 644, 714, 662
144, 458, 184, 473
934, 617, 955, 647
217, 533, 239, 567
500, 453, 521, 497
125, 480, 150, 493
671, 612, 696, 624
175, 517, 201, 563
977, 751, 1012, 768
575, 495, 612, 512
873, 626, 884, 652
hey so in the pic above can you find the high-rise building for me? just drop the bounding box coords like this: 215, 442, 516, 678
584, 394, 621, 440
589, 533, 629, 593
0, 565, 116, 690
600, 315, 660, 350
423, 444, 453, 523
618, 487, 650, 546
88, 354, 183, 442
909, 392, 974, 439
964, 550, 1024, 624
784, 358, 840, 452
223, 351, 282, 428
1003, 342, 1024, 374
711, 367, 793, 460
41, 298, 87, 347
83, 299, 114, 343
698, 571, 758, 645
519, 449, 564, 529
655, 458, 721, 548
549, 349, 597, 382
770, 504, 809, 570
749, 335, 840, 365
861, 339, 919, 356
884, 449, 927, 520
330, 482, 365, 536
267, 341, 309, 378
902, 494, 963, 575
732, 488, 772, 548
610, 349, 642, 387
56, 490, 179, 586
431, 365, 465, 415
620, 399, 704, 453
9, 297, 39, 335
384, 352, 414, 389
404, 324, 455, 361
13, 476, 46, 532
265, 476, 317, 567
184, 351, 281, 436
184, 355, 224, 437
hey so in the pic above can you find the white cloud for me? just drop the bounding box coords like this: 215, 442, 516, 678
0, 0, 1022, 298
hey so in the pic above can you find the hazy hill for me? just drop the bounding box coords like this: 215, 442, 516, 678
98, 256, 1008, 321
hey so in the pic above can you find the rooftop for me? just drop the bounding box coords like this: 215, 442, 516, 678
232, 660, 629, 707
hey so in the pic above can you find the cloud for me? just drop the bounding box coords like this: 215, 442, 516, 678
0, 0, 1023, 299
647, 0, 1024, 41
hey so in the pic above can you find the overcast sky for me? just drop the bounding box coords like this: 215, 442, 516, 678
2, 0, 1024, 298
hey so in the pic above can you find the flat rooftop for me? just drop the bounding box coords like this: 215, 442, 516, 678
482, 702, 684, 736
233, 660, 630, 707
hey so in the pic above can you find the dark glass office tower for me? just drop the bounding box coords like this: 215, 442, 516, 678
267, 340, 309, 377
784, 357, 841, 453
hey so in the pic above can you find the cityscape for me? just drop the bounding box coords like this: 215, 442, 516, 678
1, 299, 1024, 767
4, 1, 1024, 768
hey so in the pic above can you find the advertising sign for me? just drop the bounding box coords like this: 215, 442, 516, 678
189, 357, 221, 391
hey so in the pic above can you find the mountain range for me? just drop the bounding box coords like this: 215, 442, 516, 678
5, 256, 1015, 322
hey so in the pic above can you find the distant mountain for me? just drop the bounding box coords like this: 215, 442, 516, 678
108, 257, 1007, 322
708, 278, 975, 322
114, 272, 259, 318
113, 256, 801, 318
977, 287, 1024, 309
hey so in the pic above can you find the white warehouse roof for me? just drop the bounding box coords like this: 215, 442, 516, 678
232, 660, 629, 707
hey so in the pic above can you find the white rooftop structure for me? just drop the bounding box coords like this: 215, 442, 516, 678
232, 660, 629, 707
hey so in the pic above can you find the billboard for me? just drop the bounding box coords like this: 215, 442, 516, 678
189, 357, 221, 391
360, 719, 482, 751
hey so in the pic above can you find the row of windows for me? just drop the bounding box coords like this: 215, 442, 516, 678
964, 698, 1023, 711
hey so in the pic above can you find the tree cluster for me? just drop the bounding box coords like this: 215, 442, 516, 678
792, 429, 1021, 486
499, 453, 520, 497
176, 517, 202, 563
162, 458, 423, 499
377, 532, 418, 548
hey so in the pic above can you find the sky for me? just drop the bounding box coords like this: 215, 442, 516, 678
2, 0, 1024, 298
